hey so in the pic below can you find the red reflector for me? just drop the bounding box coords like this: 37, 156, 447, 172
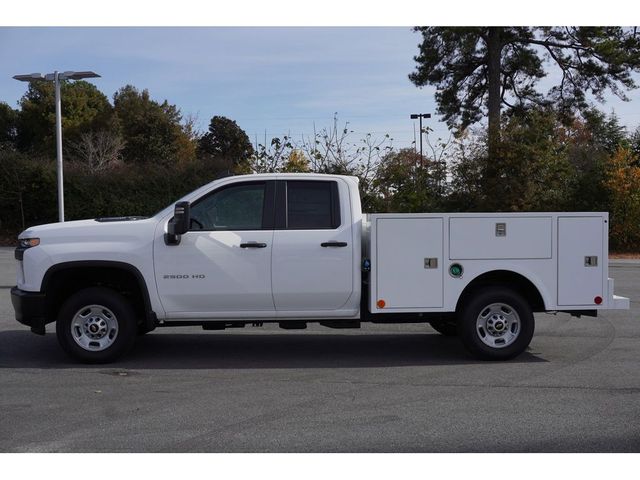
594, 296, 603, 305
377, 299, 386, 309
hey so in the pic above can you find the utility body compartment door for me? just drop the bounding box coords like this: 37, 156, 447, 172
372, 216, 444, 311
557, 216, 605, 306
449, 216, 552, 260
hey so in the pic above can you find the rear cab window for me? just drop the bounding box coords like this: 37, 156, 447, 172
285, 180, 341, 230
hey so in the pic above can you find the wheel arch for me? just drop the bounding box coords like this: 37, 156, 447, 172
456, 269, 547, 313
41, 261, 155, 331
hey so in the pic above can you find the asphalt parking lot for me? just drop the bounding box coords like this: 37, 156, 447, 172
0, 247, 638, 452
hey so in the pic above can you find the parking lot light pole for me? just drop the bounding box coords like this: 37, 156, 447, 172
13, 71, 101, 222
54, 72, 64, 222
410, 113, 431, 167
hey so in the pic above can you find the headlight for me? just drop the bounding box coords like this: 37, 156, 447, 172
18, 238, 40, 248
16, 238, 40, 261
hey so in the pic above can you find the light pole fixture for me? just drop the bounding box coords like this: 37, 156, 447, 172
13, 70, 101, 222
410, 113, 431, 166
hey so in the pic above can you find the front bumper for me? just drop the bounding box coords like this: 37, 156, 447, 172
11, 287, 48, 335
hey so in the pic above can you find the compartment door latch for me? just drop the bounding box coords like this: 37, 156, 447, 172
584, 256, 598, 267
424, 258, 438, 269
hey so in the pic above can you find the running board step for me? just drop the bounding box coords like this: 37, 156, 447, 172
278, 321, 307, 330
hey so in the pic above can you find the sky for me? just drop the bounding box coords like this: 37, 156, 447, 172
1, 27, 640, 153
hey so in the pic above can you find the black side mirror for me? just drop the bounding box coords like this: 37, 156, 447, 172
172, 201, 191, 235
165, 201, 190, 245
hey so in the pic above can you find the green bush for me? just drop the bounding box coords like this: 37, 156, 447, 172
0, 149, 225, 237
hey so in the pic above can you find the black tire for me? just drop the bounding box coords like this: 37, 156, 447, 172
457, 287, 534, 360
56, 287, 137, 363
429, 320, 458, 336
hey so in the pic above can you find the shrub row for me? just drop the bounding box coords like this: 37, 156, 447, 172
0, 152, 225, 237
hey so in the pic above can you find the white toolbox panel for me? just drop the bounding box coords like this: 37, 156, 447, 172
558, 216, 604, 306
375, 217, 443, 309
449, 216, 552, 260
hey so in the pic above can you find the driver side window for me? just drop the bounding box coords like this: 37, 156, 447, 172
190, 182, 266, 231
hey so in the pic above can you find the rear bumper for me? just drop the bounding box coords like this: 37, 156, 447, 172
611, 295, 630, 309
608, 278, 630, 309
10, 287, 48, 335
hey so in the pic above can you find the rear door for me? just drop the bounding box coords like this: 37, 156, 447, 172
271, 179, 354, 312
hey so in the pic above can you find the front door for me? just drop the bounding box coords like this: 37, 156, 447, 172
154, 181, 276, 317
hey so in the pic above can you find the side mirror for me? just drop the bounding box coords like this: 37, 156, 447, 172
172, 201, 191, 235
165, 201, 190, 245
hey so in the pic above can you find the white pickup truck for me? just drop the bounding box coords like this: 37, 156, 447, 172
11, 173, 630, 363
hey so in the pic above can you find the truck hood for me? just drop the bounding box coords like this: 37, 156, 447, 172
19, 217, 157, 244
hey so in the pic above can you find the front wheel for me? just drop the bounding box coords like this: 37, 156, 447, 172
458, 287, 534, 360
56, 287, 137, 363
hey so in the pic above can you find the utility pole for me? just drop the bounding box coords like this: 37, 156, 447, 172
410, 113, 431, 167
413, 122, 417, 154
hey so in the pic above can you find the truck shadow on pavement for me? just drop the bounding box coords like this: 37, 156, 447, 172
0, 329, 547, 369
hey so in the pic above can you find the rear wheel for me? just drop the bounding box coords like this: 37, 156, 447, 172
56, 287, 137, 363
458, 287, 534, 360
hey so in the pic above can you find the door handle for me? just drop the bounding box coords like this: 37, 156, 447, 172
321, 241, 348, 247
240, 242, 267, 248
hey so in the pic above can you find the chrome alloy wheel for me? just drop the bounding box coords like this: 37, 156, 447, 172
475, 302, 521, 349
70, 304, 119, 351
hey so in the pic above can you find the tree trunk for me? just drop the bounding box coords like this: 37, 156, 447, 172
487, 27, 502, 161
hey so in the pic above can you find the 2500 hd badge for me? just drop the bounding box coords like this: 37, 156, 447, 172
163, 274, 206, 279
